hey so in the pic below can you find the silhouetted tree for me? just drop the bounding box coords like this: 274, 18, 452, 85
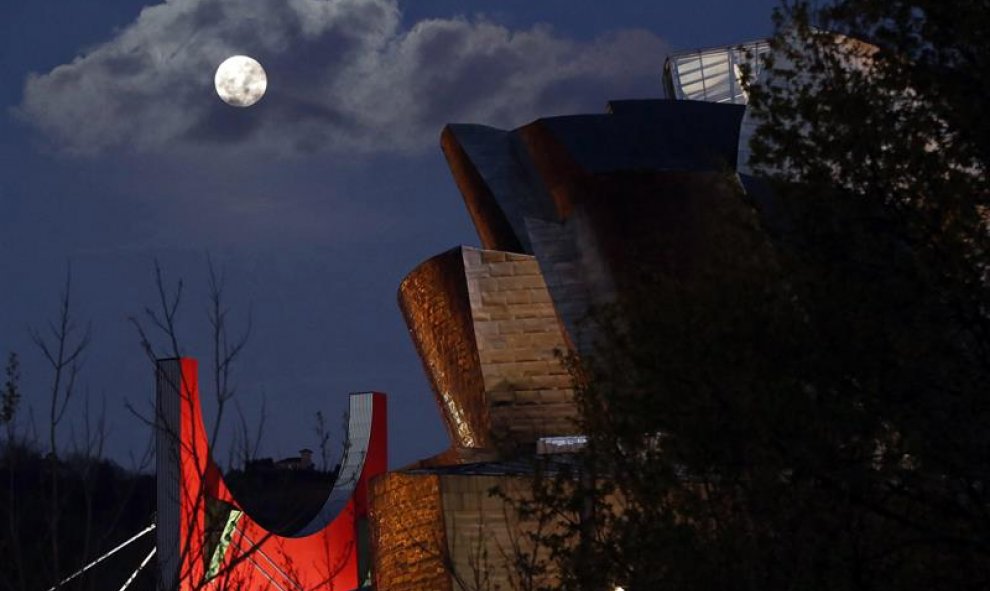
512, 2, 990, 590
1, 353, 19, 432
0, 270, 163, 591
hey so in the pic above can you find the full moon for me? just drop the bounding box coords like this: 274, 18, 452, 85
214, 55, 267, 107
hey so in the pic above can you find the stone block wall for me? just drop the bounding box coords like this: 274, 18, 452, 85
370, 472, 560, 591
462, 248, 577, 447
399, 246, 578, 452
440, 474, 557, 591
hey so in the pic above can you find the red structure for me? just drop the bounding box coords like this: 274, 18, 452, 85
155, 358, 387, 591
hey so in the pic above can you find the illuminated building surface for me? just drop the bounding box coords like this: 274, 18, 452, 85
439, 98, 746, 354
398, 246, 578, 451
371, 47, 759, 590
155, 358, 387, 591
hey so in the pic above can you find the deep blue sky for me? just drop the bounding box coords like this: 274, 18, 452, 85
0, 0, 779, 470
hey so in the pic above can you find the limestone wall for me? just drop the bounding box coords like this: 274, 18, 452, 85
370, 471, 561, 591
440, 474, 557, 591
399, 246, 578, 452
462, 248, 577, 447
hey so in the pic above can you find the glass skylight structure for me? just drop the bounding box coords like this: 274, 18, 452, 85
663, 41, 770, 105
664, 41, 770, 174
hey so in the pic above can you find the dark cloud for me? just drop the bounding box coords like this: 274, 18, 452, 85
16, 0, 668, 156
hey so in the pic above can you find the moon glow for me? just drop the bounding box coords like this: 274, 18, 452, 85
214, 55, 267, 107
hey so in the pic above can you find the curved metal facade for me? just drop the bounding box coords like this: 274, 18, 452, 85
438, 101, 747, 354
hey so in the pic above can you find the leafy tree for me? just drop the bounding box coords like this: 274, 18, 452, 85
746, 2, 990, 577
511, 2, 990, 590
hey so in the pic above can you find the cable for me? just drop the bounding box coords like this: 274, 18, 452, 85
245, 556, 290, 591
48, 522, 156, 591
233, 526, 305, 591
117, 547, 156, 591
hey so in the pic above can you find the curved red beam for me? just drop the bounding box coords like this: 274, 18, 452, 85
155, 358, 387, 591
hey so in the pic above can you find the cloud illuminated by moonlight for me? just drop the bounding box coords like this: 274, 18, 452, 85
16, 0, 669, 156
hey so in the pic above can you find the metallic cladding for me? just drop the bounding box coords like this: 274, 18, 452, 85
439, 101, 749, 356
398, 247, 490, 448
441, 126, 527, 254
441, 124, 555, 255
369, 472, 450, 591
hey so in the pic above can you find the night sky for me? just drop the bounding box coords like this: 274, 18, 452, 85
0, 0, 778, 470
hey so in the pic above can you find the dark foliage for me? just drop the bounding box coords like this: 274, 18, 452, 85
0, 444, 156, 591
508, 2, 990, 590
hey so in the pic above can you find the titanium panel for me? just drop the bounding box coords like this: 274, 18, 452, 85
398, 248, 489, 448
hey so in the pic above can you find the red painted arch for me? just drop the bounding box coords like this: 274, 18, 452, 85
155, 358, 387, 591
